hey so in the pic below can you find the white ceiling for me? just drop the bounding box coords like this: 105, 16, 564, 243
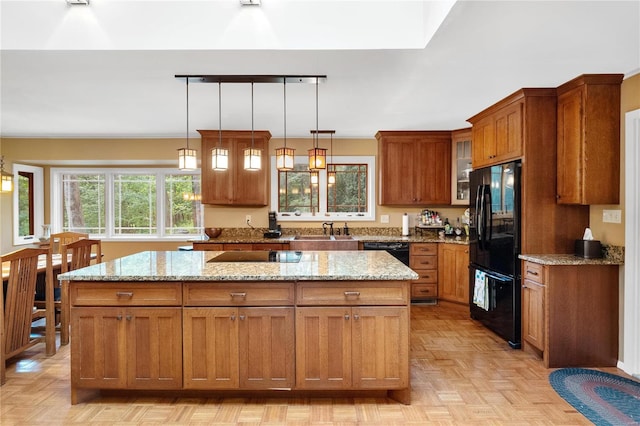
1, 0, 639, 140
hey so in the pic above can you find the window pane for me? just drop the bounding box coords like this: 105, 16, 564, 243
165, 174, 202, 235
278, 164, 319, 214
17, 172, 34, 237
62, 173, 106, 234
114, 174, 156, 235
327, 164, 367, 213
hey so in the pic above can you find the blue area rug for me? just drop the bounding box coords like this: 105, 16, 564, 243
549, 368, 640, 425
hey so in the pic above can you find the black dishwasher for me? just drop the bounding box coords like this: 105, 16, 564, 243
362, 241, 410, 266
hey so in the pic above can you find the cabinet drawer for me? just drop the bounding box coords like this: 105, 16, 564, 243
70, 282, 182, 306
252, 243, 285, 251
192, 243, 223, 251
411, 243, 437, 256
296, 281, 409, 306
410, 255, 437, 270
223, 244, 253, 251
523, 262, 544, 284
411, 283, 437, 299
184, 282, 295, 306
412, 269, 437, 283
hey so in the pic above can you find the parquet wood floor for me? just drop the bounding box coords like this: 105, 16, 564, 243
0, 303, 627, 425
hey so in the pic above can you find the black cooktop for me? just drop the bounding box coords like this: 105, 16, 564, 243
208, 250, 302, 263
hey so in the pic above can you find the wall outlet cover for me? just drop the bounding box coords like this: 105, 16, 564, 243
602, 209, 622, 223
380, 215, 389, 224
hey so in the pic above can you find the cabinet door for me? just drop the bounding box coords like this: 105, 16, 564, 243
201, 136, 232, 205
416, 137, 451, 205
126, 308, 182, 389
556, 87, 584, 204
71, 307, 127, 389
351, 307, 409, 389
232, 136, 268, 205
472, 117, 496, 168
438, 244, 470, 304
183, 307, 239, 389
295, 307, 351, 389
522, 279, 545, 351
451, 129, 472, 205
378, 137, 418, 205
238, 307, 295, 389
494, 101, 523, 162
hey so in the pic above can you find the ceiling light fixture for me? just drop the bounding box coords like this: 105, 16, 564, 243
66, 0, 89, 5
308, 78, 327, 170
243, 82, 262, 171
275, 80, 295, 171
178, 79, 197, 170
239, 0, 260, 5
211, 81, 229, 171
0, 155, 13, 193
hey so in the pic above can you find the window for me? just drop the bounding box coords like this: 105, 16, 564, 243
270, 156, 375, 221
12, 164, 44, 245
52, 168, 202, 239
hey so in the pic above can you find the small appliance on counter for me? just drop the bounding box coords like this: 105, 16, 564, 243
263, 211, 282, 238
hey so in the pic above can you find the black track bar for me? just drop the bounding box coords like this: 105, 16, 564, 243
174, 75, 326, 84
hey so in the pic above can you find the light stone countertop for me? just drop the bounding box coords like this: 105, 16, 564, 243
519, 253, 624, 266
58, 250, 420, 282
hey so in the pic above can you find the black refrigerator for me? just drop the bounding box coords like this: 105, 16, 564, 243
468, 160, 521, 349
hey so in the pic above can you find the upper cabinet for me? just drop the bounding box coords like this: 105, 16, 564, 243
469, 97, 523, 169
198, 130, 271, 206
376, 131, 451, 206
556, 74, 623, 205
451, 128, 472, 205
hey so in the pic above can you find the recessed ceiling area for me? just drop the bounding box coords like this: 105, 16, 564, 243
1, 0, 638, 139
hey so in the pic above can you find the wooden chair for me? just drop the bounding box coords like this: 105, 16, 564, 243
34, 232, 89, 331
59, 239, 102, 345
1, 247, 55, 385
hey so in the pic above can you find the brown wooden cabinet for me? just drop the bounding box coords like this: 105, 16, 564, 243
556, 74, 623, 205
451, 128, 472, 205
409, 243, 438, 302
437, 244, 469, 305
521, 261, 619, 368
198, 130, 271, 206
470, 99, 522, 169
522, 262, 545, 351
376, 131, 451, 206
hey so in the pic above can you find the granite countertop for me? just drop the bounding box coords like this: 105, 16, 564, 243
191, 233, 470, 245
519, 253, 624, 266
58, 250, 420, 282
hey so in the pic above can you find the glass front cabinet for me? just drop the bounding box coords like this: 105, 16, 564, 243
451, 128, 472, 206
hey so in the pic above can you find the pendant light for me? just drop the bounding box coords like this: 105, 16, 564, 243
310, 170, 319, 185
211, 81, 229, 171
244, 82, 262, 171
308, 77, 327, 170
275, 80, 295, 171
0, 155, 13, 193
327, 131, 336, 185
178, 79, 197, 170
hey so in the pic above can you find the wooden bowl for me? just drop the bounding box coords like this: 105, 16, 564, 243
204, 228, 222, 239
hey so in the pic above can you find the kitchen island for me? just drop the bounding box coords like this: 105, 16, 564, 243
59, 250, 418, 404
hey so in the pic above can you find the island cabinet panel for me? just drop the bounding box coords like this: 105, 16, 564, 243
184, 282, 295, 306
295, 281, 408, 306
71, 306, 182, 392
70, 282, 182, 306
376, 131, 452, 206
199, 130, 270, 206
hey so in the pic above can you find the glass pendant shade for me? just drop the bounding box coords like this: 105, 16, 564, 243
1, 172, 13, 192
211, 147, 229, 171
310, 170, 319, 185
244, 147, 262, 171
276, 147, 295, 171
178, 147, 197, 170
308, 147, 327, 170
327, 171, 336, 185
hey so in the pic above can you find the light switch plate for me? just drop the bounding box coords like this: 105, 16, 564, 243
380, 214, 389, 224
602, 209, 622, 223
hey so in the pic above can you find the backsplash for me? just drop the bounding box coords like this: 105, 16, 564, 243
207, 227, 410, 238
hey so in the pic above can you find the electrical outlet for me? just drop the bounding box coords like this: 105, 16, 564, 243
602, 209, 621, 223
246, 215, 252, 225
380, 214, 390, 224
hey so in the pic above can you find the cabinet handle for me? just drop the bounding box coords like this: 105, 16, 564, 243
522, 284, 527, 289
526, 270, 538, 275
230, 292, 247, 298
344, 291, 360, 297
126, 315, 132, 321
344, 314, 350, 320
230, 315, 236, 321
116, 292, 133, 298
420, 289, 431, 294
421, 274, 431, 279
353, 314, 360, 320
116, 315, 123, 321
239, 315, 246, 321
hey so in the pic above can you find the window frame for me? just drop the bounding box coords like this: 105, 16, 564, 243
51, 167, 203, 241
12, 163, 44, 246
270, 155, 376, 222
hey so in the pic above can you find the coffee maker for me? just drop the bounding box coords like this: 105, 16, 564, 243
263, 211, 282, 238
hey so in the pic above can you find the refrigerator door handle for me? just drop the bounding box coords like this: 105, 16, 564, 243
476, 184, 484, 250
485, 184, 493, 245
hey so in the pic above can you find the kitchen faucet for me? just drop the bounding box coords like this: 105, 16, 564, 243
322, 222, 334, 236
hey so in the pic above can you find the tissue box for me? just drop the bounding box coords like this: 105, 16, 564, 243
574, 239, 602, 259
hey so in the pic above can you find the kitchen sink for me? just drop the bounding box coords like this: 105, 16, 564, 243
290, 235, 358, 251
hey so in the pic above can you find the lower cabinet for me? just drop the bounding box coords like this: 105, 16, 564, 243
437, 244, 470, 304
522, 262, 545, 351
183, 306, 295, 390
71, 307, 182, 390
410, 243, 438, 302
